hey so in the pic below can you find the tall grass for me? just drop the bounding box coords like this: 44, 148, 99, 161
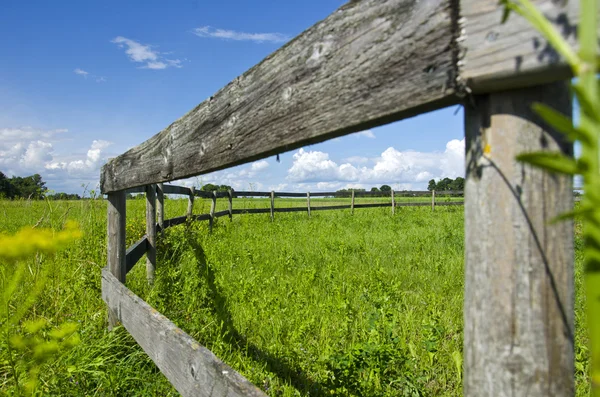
0, 198, 589, 395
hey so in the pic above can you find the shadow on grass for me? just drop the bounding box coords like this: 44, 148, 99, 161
182, 229, 330, 396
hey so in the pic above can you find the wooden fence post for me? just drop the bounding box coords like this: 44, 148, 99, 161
157, 183, 164, 232
187, 186, 195, 219
391, 190, 395, 215
431, 190, 435, 211
228, 189, 233, 221
107, 190, 126, 328
307, 192, 311, 217
464, 82, 574, 396
146, 185, 156, 285
209, 191, 216, 232
270, 191, 275, 222
351, 190, 355, 215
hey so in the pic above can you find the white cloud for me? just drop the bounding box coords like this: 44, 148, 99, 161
287, 139, 465, 186
344, 156, 369, 164
251, 160, 269, 172
355, 130, 376, 139
192, 26, 289, 43
74, 68, 89, 77
0, 127, 113, 193
74, 68, 106, 82
112, 36, 183, 69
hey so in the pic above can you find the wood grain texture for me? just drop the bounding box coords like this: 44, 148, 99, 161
146, 185, 156, 284
464, 82, 574, 396
460, 0, 582, 93
107, 191, 126, 328
101, 269, 267, 397
100, 0, 456, 193
126, 236, 148, 274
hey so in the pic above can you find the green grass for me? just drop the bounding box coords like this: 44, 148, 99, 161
0, 197, 590, 396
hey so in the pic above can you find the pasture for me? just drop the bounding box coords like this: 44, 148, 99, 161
0, 197, 590, 395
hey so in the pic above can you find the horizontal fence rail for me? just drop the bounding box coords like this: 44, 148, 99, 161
101, 269, 266, 397
99, 0, 585, 195
123, 186, 463, 275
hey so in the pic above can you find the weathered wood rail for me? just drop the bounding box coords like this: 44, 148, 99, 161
101, 0, 590, 395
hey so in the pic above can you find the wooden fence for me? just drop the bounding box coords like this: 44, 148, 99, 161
100, 0, 588, 395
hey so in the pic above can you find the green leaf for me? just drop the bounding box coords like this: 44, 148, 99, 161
499, 0, 513, 24
532, 102, 593, 144
516, 152, 580, 175
550, 204, 596, 223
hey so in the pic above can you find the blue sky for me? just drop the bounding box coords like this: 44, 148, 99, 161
0, 0, 466, 194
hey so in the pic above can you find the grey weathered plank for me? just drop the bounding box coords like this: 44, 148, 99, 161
464, 82, 574, 396
157, 183, 164, 231
209, 191, 216, 232
351, 190, 355, 214
101, 268, 267, 397
353, 203, 390, 209
460, 0, 583, 93
213, 210, 230, 218
193, 213, 212, 222
163, 215, 188, 228
431, 190, 435, 211
270, 191, 275, 222
272, 192, 310, 198
187, 187, 195, 219
100, 0, 457, 193
306, 192, 311, 217
162, 184, 192, 196
125, 236, 149, 274
107, 191, 126, 328
227, 190, 233, 220
194, 190, 213, 198
311, 205, 352, 211
273, 207, 312, 213
391, 190, 395, 215
232, 191, 272, 198
146, 185, 156, 284
231, 208, 271, 215
126, 186, 146, 194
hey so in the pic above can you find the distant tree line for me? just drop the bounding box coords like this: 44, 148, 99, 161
0, 171, 49, 199
200, 183, 233, 193
427, 177, 464, 192
0, 171, 85, 200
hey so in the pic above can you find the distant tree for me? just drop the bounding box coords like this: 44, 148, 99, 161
380, 185, 392, 192
9, 174, 47, 199
449, 177, 465, 191
427, 179, 437, 191
435, 177, 453, 191
370, 187, 379, 192
0, 172, 11, 198
201, 183, 232, 192
201, 183, 219, 192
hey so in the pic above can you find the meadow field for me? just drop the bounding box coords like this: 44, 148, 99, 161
0, 196, 590, 396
